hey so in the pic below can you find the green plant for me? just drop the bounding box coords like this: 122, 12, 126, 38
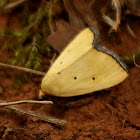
0, 0, 60, 87
0, 0, 60, 70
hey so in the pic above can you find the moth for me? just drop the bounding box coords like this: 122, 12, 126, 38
39, 27, 129, 97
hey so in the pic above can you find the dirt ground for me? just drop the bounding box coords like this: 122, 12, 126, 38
0, 5, 140, 140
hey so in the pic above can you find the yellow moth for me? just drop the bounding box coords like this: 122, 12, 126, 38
39, 27, 129, 97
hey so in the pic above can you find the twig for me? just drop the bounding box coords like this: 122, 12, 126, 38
0, 62, 45, 76
103, 0, 121, 31
50, 52, 57, 65
2, 128, 13, 139
4, 0, 28, 11
102, 15, 115, 28
126, 23, 136, 38
0, 100, 53, 107
0, 100, 66, 126
112, 0, 121, 31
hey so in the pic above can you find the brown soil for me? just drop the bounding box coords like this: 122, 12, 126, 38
0, 6, 140, 140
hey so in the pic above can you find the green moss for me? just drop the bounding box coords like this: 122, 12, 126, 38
0, 0, 61, 87
0, 0, 60, 70
0, 0, 9, 11
12, 74, 27, 88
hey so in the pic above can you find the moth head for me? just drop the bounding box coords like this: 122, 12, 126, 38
38, 90, 45, 100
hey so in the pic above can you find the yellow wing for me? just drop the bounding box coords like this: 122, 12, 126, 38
46, 28, 94, 77
40, 28, 128, 97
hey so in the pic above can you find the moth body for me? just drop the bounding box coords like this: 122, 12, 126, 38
39, 28, 128, 97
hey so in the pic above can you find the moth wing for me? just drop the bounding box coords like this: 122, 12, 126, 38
41, 48, 128, 97
46, 28, 94, 77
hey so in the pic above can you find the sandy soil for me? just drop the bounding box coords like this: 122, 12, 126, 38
0, 7, 140, 140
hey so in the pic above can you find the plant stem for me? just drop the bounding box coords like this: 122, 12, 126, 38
122, 48, 140, 66
0, 62, 45, 76
0, 100, 66, 126
0, 100, 53, 107
4, 0, 28, 11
